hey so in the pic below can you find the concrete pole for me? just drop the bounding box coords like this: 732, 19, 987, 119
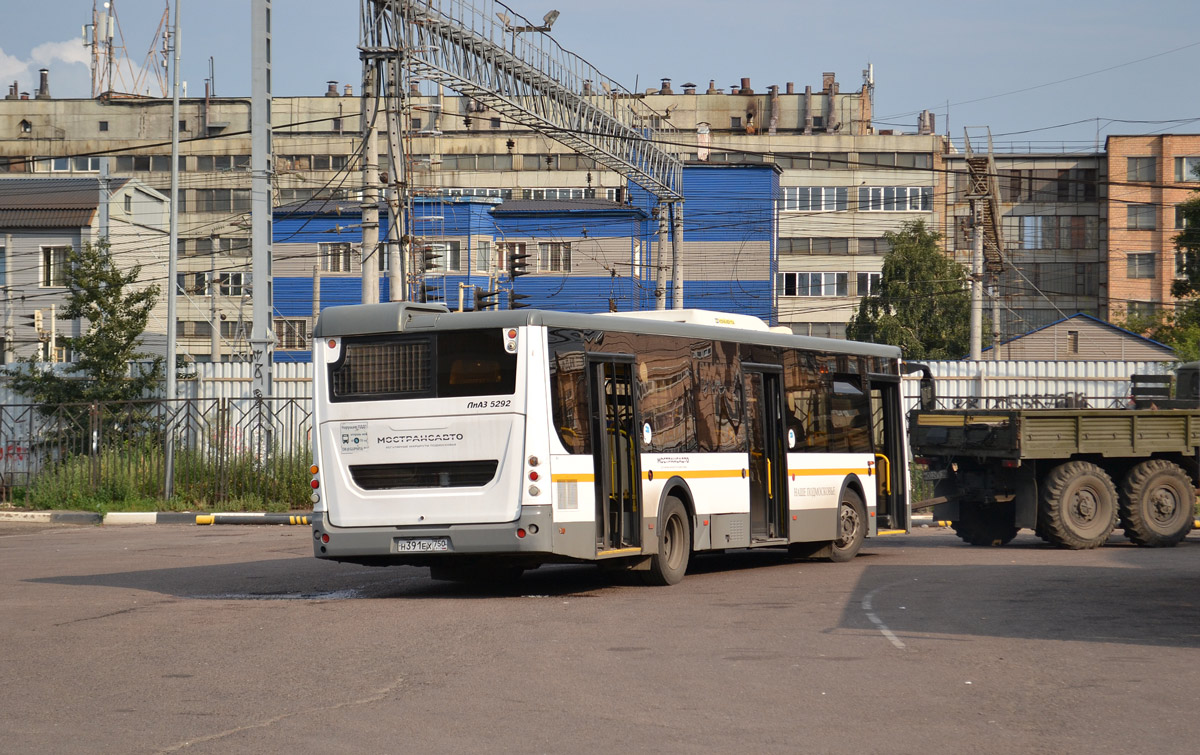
969, 199, 983, 361
164, 0, 182, 498
210, 236, 220, 362
249, 0, 274, 398
655, 205, 668, 310
361, 61, 380, 305
670, 201, 684, 310
991, 274, 1002, 360
386, 54, 407, 301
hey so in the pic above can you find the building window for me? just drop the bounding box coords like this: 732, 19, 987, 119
778, 237, 850, 255
1127, 157, 1155, 182
1176, 251, 1188, 279
426, 241, 462, 272
124, 194, 132, 214
491, 117, 501, 129
196, 155, 250, 172
857, 237, 892, 255
275, 319, 308, 350
730, 116, 741, 129
194, 189, 252, 213
538, 242, 572, 272
20, 119, 31, 133
1127, 253, 1155, 279
176, 272, 212, 296
217, 272, 250, 297
1067, 330, 1079, 355
1175, 157, 1200, 182
855, 272, 882, 296
474, 240, 492, 273
857, 186, 932, 212
497, 241, 526, 272
1127, 301, 1157, 319
99, 121, 109, 132
1178, 206, 1194, 230
782, 186, 849, 212
776, 272, 848, 297
73, 156, 101, 171
41, 246, 69, 287
176, 321, 213, 338
1127, 204, 1156, 231
320, 242, 356, 273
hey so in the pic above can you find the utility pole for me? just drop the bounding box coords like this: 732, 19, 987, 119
655, 205, 668, 310
361, 62, 380, 305
210, 236, 220, 361
249, 0, 273, 398
164, 0, 181, 498
970, 200, 983, 361
670, 202, 684, 309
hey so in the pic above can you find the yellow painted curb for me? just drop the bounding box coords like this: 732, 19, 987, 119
877, 529, 906, 535
196, 514, 215, 525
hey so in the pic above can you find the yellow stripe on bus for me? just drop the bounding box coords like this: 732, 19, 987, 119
555, 468, 870, 482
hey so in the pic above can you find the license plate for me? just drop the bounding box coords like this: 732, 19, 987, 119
395, 537, 450, 553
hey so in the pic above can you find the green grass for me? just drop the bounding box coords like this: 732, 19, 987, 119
12, 443, 310, 513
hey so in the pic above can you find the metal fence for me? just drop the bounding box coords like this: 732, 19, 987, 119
0, 397, 311, 510
0, 358, 1178, 508
902, 360, 1173, 412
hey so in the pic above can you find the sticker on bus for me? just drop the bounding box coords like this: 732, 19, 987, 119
340, 422, 368, 453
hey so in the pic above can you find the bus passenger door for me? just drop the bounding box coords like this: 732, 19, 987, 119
745, 367, 788, 541
590, 357, 642, 552
870, 378, 909, 531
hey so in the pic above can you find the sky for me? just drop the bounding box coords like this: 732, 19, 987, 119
1, 0, 1198, 150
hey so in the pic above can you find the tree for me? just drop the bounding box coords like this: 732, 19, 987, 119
846, 220, 971, 360
5, 239, 164, 405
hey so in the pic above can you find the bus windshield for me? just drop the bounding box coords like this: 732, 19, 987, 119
328, 328, 517, 402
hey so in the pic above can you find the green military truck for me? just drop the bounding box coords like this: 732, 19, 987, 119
909, 363, 1200, 549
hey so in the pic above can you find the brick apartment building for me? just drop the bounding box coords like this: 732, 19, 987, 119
1105, 134, 1200, 321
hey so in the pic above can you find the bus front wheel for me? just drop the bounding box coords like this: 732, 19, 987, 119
642, 497, 691, 586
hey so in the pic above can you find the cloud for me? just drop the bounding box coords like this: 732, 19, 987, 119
31, 40, 91, 69
0, 41, 93, 97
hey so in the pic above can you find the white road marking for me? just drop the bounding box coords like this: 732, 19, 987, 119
861, 583, 906, 649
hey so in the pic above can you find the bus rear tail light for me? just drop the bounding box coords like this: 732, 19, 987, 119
321, 533, 330, 543
517, 528, 527, 539
528, 470, 539, 481
310, 479, 320, 489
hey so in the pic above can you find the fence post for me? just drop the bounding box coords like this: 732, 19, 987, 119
89, 402, 100, 492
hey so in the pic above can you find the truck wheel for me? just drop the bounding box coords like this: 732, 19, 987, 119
1119, 460, 1195, 547
641, 496, 691, 585
952, 503, 1018, 546
1038, 461, 1118, 549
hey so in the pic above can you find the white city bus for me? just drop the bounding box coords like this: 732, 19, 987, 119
309, 303, 910, 585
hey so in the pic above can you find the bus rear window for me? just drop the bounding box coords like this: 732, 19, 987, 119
329, 329, 516, 401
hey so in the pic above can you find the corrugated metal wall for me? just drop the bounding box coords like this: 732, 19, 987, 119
902, 360, 1173, 412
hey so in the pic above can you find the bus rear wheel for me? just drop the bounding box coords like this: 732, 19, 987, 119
642, 497, 691, 586
795, 490, 867, 562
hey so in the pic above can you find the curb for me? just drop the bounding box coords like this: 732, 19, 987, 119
0, 510, 313, 526
0, 510, 103, 525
